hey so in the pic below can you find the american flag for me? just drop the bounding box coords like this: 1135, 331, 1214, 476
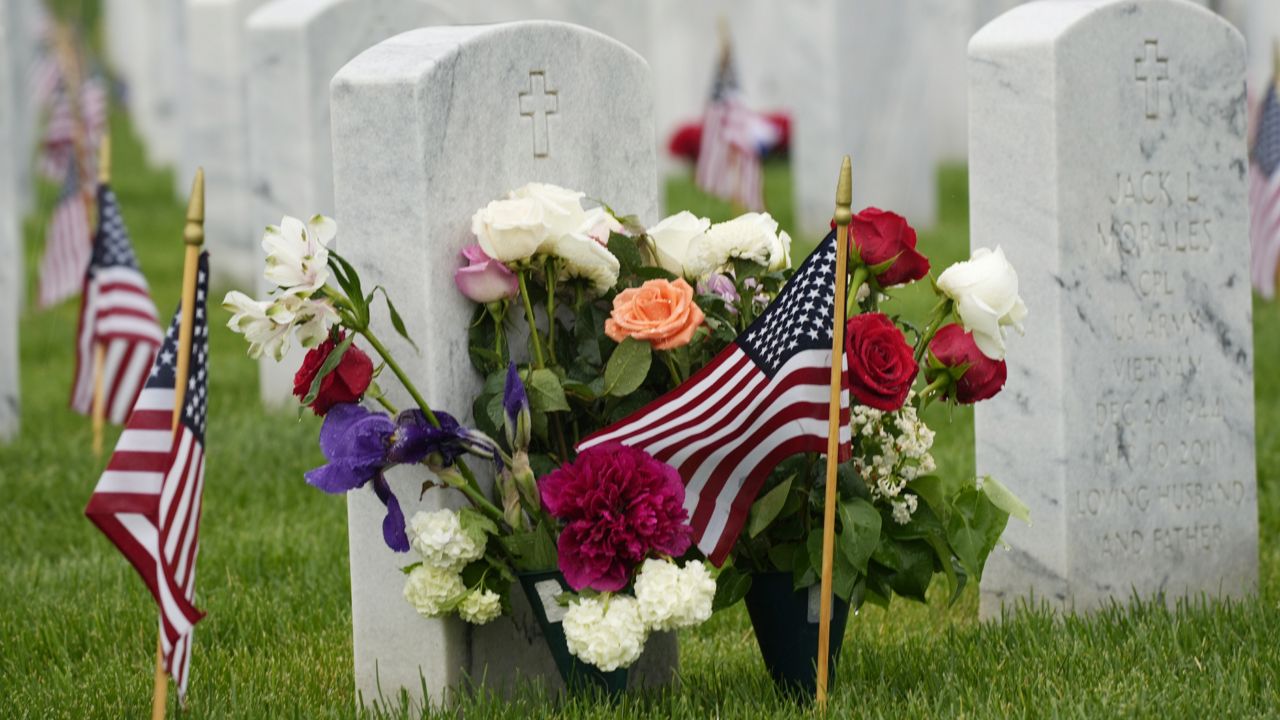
579, 232, 851, 564
38, 161, 93, 307
695, 42, 769, 211
1251, 83, 1280, 298
85, 253, 210, 702
71, 183, 163, 423
39, 76, 108, 182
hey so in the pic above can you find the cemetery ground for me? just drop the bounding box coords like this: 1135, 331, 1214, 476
3, 110, 1280, 720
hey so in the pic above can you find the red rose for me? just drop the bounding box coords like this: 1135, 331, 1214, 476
292, 332, 374, 416
848, 207, 929, 287
927, 324, 1007, 404
845, 313, 918, 411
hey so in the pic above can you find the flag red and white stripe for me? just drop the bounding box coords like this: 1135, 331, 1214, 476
71, 184, 163, 423
579, 233, 851, 564
86, 253, 211, 701
1251, 83, 1280, 297
38, 164, 92, 307
695, 43, 768, 211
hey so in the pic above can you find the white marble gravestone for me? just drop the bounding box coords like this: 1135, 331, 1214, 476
0, 11, 20, 442
184, 0, 272, 286
330, 22, 673, 708
130, 0, 186, 169
789, 0, 939, 236
245, 0, 459, 407
970, 0, 1258, 617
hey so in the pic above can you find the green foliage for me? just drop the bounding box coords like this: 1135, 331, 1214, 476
602, 337, 651, 397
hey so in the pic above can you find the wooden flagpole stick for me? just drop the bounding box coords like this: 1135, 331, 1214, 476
816, 156, 852, 710
152, 168, 205, 720
90, 136, 112, 456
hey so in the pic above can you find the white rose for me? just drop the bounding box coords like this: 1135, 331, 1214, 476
634, 559, 717, 631
936, 246, 1028, 360
646, 211, 710, 277
458, 588, 502, 625
509, 182, 588, 237
402, 565, 466, 618
471, 197, 549, 263
579, 206, 624, 245
262, 214, 335, 297
562, 595, 647, 672
543, 230, 621, 296
407, 509, 486, 572
686, 212, 787, 278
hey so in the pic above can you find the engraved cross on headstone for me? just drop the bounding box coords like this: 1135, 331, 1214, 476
518, 71, 557, 158
1134, 40, 1169, 120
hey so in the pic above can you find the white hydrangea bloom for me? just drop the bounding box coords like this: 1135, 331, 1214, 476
852, 405, 937, 506
402, 565, 466, 618
633, 559, 717, 632
407, 509, 486, 572
458, 588, 502, 625
891, 495, 919, 525
563, 595, 647, 672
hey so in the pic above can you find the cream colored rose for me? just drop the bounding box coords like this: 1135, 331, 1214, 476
936, 246, 1027, 360
646, 211, 710, 277
543, 231, 621, 296
471, 197, 549, 262
686, 212, 788, 277
509, 182, 588, 237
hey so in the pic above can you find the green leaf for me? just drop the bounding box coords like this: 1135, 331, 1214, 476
526, 368, 570, 412
301, 332, 354, 406
399, 562, 422, 575
712, 565, 753, 611
796, 532, 823, 590
831, 550, 860, 601
981, 475, 1030, 525
946, 488, 1010, 581
635, 266, 678, 281
767, 542, 802, 572
836, 497, 881, 573
328, 251, 365, 322
747, 475, 794, 538
883, 540, 935, 603
375, 286, 418, 352
459, 507, 499, 537
561, 380, 598, 401
500, 524, 558, 572
608, 234, 644, 278
908, 474, 956, 523
602, 337, 652, 397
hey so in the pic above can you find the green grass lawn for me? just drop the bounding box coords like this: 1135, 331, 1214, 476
2, 89, 1279, 719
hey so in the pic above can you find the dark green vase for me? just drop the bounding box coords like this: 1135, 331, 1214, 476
743, 572, 852, 698
517, 570, 629, 696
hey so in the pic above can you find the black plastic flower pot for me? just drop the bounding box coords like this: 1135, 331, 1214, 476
517, 570, 629, 697
743, 571, 852, 699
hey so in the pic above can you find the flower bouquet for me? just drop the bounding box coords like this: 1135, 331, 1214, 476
712, 210, 1030, 696
223, 184, 795, 693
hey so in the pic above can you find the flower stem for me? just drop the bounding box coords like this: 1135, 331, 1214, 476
914, 299, 953, 365
516, 269, 546, 369
917, 374, 951, 413
450, 464, 507, 524
660, 350, 683, 387
845, 266, 869, 319
360, 328, 440, 427
544, 259, 558, 366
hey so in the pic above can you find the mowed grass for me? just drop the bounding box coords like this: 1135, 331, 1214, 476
2, 94, 1279, 719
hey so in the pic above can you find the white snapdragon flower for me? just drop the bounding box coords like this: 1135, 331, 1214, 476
562, 595, 647, 672
686, 212, 790, 277
407, 509, 486, 573
936, 246, 1028, 360
471, 197, 549, 263
402, 565, 466, 618
633, 559, 717, 632
510, 182, 588, 237
263, 214, 334, 296
458, 588, 502, 625
646, 211, 710, 277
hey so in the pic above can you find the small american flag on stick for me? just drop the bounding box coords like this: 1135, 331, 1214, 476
86, 252, 210, 701
1251, 81, 1280, 298
579, 232, 851, 564
71, 182, 163, 423
38, 161, 92, 308
695, 38, 767, 211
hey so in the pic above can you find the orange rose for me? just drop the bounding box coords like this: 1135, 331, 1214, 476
604, 278, 705, 350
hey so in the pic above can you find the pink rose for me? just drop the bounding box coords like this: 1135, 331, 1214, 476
454, 244, 519, 303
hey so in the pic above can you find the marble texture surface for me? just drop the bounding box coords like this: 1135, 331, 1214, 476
245, 0, 459, 407
330, 22, 668, 709
970, 0, 1257, 617
0, 11, 20, 442
5, 0, 41, 215
184, 0, 271, 287
129, 0, 186, 170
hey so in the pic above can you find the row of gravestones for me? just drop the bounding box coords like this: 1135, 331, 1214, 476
0, 0, 1258, 711
212, 0, 1260, 710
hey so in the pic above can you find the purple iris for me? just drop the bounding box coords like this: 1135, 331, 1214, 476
503, 362, 530, 450
389, 410, 467, 466
304, 403, 408, 552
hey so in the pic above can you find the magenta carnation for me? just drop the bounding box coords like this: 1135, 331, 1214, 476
539, 443, 692, 592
